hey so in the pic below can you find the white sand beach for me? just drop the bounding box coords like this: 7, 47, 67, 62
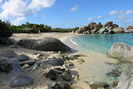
0, 32, 120, 89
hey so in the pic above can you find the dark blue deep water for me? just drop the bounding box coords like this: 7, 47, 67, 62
72, 34, 133, 54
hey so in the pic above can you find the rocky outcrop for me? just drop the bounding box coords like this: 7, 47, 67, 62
17, 37, 71, 52
0, 37, 14, 45
0, 56, 33, 87
126, 26, 133, 29
107, 42, 133, 62
113, 28, 124, 33
0, 49, 34, 87
103, 21, 113, 28
113, 65, 133, 89
76, 21, 119, 34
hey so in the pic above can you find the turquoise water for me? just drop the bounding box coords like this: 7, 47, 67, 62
72, 34, 133, 54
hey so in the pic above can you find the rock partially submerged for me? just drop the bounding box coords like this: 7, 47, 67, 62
113, 65, 133, 89
107, 42, 133, 62
17, 37, 71, 52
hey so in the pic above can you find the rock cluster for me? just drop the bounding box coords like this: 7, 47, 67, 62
107, 42, 133, 89
75, 21, 133, 34
0, 50, 33, 88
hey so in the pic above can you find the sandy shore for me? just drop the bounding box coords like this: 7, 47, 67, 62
10, 32, 118, 88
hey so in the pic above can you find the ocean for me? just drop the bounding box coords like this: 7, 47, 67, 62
72, 34, 133, 54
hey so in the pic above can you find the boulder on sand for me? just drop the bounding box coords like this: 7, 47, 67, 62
0, 56, 33, 87
17, 37, 71, 52
107, 42, 133, 62
0, 37, 14, 45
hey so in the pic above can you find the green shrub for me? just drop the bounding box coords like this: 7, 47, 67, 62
0, 20, 12, 37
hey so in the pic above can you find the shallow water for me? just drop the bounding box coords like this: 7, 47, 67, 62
72, 34, 133, 54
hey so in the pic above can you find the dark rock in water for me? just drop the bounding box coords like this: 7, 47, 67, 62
45, 69, 58, 80
106, 69, 121, 77
112, 65, 133, 89
43, 58, 64, 66
17, 54, 30, 62
0, 56, 33, 87
17, 37, 71, 52
0, 37, 14, 45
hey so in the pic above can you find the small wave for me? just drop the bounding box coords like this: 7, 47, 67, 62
70, 38, 77, 45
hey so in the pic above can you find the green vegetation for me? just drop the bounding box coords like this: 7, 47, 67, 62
51, 27, 79, 32
0, 20, 12, 37
0, 20, 79, 35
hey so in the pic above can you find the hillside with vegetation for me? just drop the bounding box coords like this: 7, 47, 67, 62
0, 20, 79, 35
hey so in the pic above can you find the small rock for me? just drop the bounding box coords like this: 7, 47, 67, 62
61, 69, 72, 81
10, 45, 19, 48
22, 64, 30, 69
90, 82, 110, 89
17, 54, 30, 61
45, 69, 58, 80
43, 58, 64, 66
76, 58, 85, 64
20, 60, 35, 66
65, 61, 74, 66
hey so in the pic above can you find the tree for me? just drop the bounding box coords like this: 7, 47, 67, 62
0, 20, 12, 37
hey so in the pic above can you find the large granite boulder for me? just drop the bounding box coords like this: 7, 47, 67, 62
17, 37, 71, 52
0, 56, 33, 87
103, 21, 113, 28
125, 29, 133, 33
127, 26, 133, 29
0, 49, 17, 58
0, 37, 14, 45
98, 28, 108, 34
113, 65, 133, 89
107, 42, 133, 62
113, 28, 124, 33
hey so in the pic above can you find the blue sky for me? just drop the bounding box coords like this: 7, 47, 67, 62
0, 0, 133, 28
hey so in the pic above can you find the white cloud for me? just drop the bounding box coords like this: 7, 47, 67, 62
11, 17, 26, 25
0, 0, 2, 3
29, 0, 55, 10
125, 10, 133, 14
109, 10, 133, 15
70, 5, 79, 11
88, 16, 103, 21
88, 18, 93, 21
109, 10, 118, 15
116, 15, 133, 27
0, 0, 55, 25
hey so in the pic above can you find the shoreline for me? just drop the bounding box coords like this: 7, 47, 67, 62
9, 32, 119, 88
63, 34, 118, 85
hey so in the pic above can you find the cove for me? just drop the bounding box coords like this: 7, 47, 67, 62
72, 34, 133, 54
